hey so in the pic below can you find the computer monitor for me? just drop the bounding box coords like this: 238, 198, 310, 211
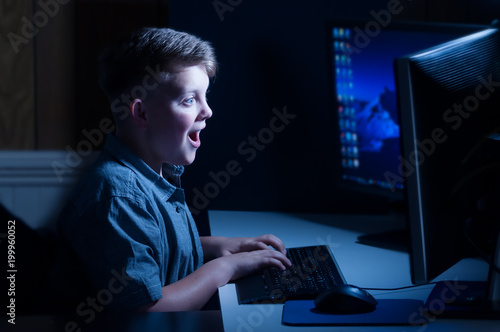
328, 20, 487, 204
395, 26, 500, 317
328, 20, 489, 251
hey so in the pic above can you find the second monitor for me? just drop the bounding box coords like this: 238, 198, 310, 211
329, 19, 488, 200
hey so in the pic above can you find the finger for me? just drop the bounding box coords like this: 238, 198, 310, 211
259, 249, 292, 269
255, 234, 287, 254
270, 254, 291, 270
245, 241, 269, 252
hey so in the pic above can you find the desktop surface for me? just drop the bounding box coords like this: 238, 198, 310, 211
1, 310, 224, 332
209, 210, 499, 331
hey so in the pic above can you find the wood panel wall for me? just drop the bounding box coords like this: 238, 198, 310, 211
0, 0, 35, 149
35, 0, 77, 149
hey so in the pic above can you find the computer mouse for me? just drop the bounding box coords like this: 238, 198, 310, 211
314, 284, 378, 314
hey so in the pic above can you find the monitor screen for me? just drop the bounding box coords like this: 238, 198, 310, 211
328, 20, 488, 199
395, 27, 500, 285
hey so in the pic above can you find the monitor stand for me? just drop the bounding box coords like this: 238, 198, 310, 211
424, 280, 500, 319
425, 232, 500, 319
356, 228, 410, 252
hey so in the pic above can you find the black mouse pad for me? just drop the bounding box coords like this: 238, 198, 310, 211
282, 299, 427, 326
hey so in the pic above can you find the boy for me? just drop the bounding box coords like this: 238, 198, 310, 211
51, 27, 291, 313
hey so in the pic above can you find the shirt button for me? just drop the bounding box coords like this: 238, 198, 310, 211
176, 206, 182, 213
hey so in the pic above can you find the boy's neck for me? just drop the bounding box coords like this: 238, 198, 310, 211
114, 130, 163, 176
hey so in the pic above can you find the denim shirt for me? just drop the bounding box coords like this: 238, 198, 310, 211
56, 134, 203, 312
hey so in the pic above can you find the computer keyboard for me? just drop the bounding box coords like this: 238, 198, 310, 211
235, 245, 346, 304
265, 245, 343, 295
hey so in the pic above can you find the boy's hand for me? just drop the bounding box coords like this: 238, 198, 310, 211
221, 234, 287, 255
217, 249, 292, 282
200, 234, 288, 260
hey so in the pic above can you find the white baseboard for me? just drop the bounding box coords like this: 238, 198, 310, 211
0, 151, 99, 231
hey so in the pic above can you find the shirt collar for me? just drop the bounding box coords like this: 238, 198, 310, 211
162, 164, 184, 188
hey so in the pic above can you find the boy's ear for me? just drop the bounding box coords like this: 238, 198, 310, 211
129, 99, 148, 129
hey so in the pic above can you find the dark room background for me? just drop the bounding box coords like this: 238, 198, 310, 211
169, 0, 499, 218
3, 0, 500, 318
2, 0, 499, 224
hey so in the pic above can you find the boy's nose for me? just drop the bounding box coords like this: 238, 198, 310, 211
200, 102, 213, 120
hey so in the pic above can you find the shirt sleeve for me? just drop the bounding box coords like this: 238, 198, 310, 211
64, 196, 164, 312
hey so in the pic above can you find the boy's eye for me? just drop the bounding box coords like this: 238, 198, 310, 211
184, 97, 195, 105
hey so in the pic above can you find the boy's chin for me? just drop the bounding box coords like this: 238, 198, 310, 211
165, 150, 197, 166
179, 154, 197, 166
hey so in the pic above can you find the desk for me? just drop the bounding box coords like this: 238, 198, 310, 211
209, 210, 500, 332
1, 311, 224, 332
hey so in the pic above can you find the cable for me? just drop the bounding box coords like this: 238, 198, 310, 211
362, 282, 438, 292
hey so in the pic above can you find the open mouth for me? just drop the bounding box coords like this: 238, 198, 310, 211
188, 131, 201, 148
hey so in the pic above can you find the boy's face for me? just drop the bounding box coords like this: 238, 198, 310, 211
144, 65, 212, 166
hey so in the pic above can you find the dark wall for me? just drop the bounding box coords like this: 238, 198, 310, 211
64, 0, 497, 218
170, 0, 499, 216
175, 0, 356, 216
